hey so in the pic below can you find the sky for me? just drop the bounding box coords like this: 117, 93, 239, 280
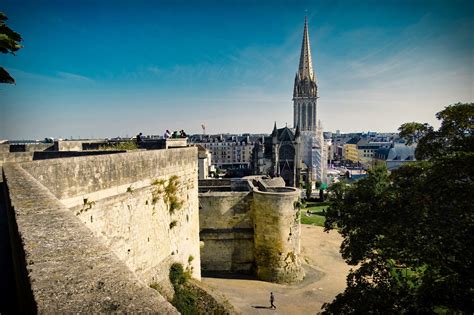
0, 0, 473, 140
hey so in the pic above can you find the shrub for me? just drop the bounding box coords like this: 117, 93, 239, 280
172, 287, 198, 315
169, 263, 188, 287
99, 141, 138, 151
169, 263, 197, 314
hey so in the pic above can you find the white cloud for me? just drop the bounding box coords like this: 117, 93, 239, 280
56, 71, 94, 83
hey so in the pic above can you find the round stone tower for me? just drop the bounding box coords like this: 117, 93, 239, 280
252, 186, 305, 283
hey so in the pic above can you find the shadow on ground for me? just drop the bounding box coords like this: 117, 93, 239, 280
252, 305, 273, 309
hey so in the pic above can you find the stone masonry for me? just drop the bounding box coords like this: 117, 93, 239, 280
199, 177, 305, 283
2, 148, 200, 313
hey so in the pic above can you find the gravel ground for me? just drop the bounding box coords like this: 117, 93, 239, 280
202, 225, 351, 314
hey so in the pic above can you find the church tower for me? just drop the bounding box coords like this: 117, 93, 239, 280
293, 17, 318, 132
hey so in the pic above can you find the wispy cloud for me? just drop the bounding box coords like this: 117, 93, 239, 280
147, 66, 161, 75
8, 68, 95, 84
56, 71, 94, 83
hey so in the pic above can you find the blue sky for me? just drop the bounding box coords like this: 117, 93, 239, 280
1, 0, 472, 139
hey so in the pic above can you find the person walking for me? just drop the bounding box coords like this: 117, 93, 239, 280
270, 292, 276, 309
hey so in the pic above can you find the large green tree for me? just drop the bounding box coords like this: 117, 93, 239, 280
322, 103, 474, 314
399, 103, 474, 160
1, 12, 22, 84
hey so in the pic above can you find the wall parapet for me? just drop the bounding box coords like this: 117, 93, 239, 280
20, 147, 198, 200
2, 163, 178, 313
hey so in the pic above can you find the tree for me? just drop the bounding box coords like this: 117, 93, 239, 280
304, 181, 312, 199
399, 103, 474, 160
322, 103, 474, 314
1, 12, 23, 84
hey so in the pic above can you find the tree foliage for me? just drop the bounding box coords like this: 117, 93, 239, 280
399, 103, 474, 160
323, 103, 474, 314
1, 12, 23, 84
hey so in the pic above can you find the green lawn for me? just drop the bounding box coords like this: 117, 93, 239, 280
300, 202, 329, 227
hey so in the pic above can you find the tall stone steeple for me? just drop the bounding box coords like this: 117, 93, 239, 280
293, 17, 318, 132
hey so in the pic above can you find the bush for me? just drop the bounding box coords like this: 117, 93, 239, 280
172, 287, 198, 315
169, 263, 198, 314
169, 263, 188, 287
99, 141, 138, 151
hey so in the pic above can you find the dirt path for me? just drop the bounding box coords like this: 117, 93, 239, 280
201, 225, 351, 314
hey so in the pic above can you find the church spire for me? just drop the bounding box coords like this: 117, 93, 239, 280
293, 17, 317, 99
293, 17, 318, 131
297, 16, 315, 82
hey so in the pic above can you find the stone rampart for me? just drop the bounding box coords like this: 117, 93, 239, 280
199, 191, 254, 273
2, 148, 201, 312
21, 148, 196, 200
199, 177, 305, 283
54, 140, 84, 151
2, 163, 178, 313
0, 152, 34, 182
253, 186, 305, 283
0, 151, 125, 183
5, 143, 54, 152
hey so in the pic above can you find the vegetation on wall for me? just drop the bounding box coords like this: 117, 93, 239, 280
322, 103, 473, 314
169, 263, 197, 315
76, 198, 95, 215
169, 220, 177, 229
167, 263, 233, 315
151, 176, 184, 214
99, 141, 138, 151
165, 175, 184, 213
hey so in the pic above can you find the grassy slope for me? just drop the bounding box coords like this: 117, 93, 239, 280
300, 203, 328, 227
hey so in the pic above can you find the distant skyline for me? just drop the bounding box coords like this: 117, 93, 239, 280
1, 0, 473, 140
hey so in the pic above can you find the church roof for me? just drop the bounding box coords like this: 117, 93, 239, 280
276, 126, 296, 141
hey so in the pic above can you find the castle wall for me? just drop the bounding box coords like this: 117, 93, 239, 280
0, 150, 124, 183
70, 172, 201, 287
54, 140, 84, 151
20, 149, 195, 200
0, 152, 34, 182
2, 148, 201, 312
199, 192, 254, 273
2, 163, 178, 313
253, 187, 305, 283
199, 178, 305, 283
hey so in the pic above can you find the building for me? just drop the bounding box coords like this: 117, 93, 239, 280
293, 17, 327, 184
190, 134, 257, 173
374, 141, 417, 170
356, 138, 392, 166
252, 123, 302, 187
293, 17, 318, 132
343, 137, 360, 163
331, 133, 397, 167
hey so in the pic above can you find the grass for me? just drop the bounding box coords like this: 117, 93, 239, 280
99, 141, 138, 151
300, 202, 329, 227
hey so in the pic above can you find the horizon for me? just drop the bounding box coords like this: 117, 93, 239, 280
1, 0, 473, 139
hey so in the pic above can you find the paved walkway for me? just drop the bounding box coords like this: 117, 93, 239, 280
202, 225, 351, 314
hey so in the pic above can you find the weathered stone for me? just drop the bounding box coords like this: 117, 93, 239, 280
2, 148, 202, 313
253, 186, 305, 283
3, 163, 178, 313
199, 178, 305, 283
